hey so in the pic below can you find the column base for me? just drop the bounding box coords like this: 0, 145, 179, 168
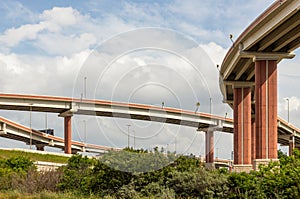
205, 163, 215, 170
233, 164, 253, 173
253, 159, 279, 171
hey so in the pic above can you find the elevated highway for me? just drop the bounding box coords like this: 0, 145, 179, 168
0, 116, 120, 153
0, 93, 299, 160
219, 0, 300, 171
220, 0, 299, 105
0, 93, 233, 131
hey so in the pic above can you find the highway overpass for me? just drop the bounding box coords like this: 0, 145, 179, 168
0, 93, 299, 162
0, 116, 121, 154
219, 0, 300, 171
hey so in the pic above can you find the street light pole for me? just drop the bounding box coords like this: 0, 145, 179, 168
133, 130, 135, 149
285, 98, 290, 123
29, 104, 33, 150
209, 98, 212, 114
127, 124, 131, 148
83, 120, 86, 145
45, 113, 48, 130
84, 76, 87, 98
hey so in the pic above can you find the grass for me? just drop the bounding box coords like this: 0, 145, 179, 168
0, 191, 162, 199
0, 149, 69, 164
0, 191, 102, 199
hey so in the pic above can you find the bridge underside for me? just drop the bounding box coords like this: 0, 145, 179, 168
220, 0, 300, 171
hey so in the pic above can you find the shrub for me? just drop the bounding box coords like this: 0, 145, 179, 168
115, 183, 141, 199
0, 156, 35, 174
57, 155, 96, 194
166, 168, 228, 198
0, 156, 36, 191
9, 168, 63, 193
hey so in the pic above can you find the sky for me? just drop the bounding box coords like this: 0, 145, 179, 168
0, 0, 299, 159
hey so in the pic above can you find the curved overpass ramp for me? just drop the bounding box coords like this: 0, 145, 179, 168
0, 93, 299, 154
0, 93, 233, 132
220, 0, 299, 106
219, 0, 300, 169
0, 116, 121, 153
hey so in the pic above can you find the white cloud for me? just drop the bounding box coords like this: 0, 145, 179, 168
0, 7, 93, 53
0, 50, 91, 95
200, 42, 228, 65
0, 1, 36, 23
0, 23, 46, 47
36, 33, 97, 55
40, 7, 81, 27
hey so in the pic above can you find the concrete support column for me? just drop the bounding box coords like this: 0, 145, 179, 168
255, 60, 278, 160
205, 130, 214, 163
64, 116, 72, 154
289, 135, 295, 156
233, 87, 252, 165
251, 117, 256, 163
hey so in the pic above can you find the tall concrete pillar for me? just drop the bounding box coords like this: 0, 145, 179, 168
205, 130, 214, 163
289, 135, 295, 156
255, 60, 278, 161
233, 87, 252, 168
64, 116, 72, 154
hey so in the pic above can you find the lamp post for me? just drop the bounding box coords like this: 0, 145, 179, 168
285, 98, 290, 123
133, 130, 136, 149
127, 124, 131, 148
29, 104, 33, 149
84, 76, 87, 98
174, 137, 177, 153
83, 120, 87, 145
209, 98, 212, 114
45, 113, 47, 129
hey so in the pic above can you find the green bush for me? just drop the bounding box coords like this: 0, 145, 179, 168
227, 149, 300, 198
57, 155, 96, 193
9, 168, 63, 193
89, 160, 132, 196
55, 149, 300, 198
115, 183, 141, 199
0, 156, 35, 174
100, 148, 176, 173
166, 168, 228, 198
141, 182, 175, 198
0, 156, 36, 191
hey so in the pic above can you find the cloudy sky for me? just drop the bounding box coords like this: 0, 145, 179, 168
0, 0, 298, 159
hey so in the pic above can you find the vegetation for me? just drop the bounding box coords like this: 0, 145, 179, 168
0, 148, 300, 198
0, 149, 69, 163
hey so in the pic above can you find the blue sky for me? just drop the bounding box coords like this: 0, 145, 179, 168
0, 0, 298, 158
